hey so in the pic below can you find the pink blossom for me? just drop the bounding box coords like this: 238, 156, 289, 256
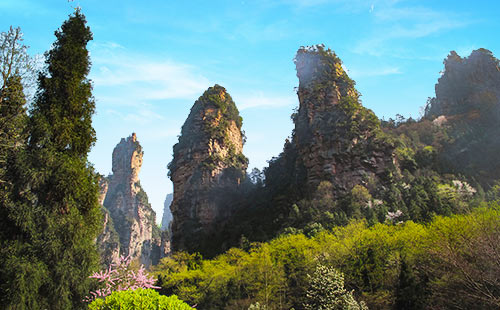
85, 255, 160, 302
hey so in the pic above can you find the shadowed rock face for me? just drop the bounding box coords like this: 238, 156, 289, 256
161, 193, 173, 231
426, 49, 500, 119
98, 133, 164, 267
288, 45, 395, 197
169, 85, 248, 253
425, 49, 500, 186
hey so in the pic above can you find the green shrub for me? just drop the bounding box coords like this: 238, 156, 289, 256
88, 288, 194, 310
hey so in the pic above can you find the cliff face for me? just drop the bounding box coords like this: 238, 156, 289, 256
169, 85, 248, 253
161, 193, 173, 231
426, 49, 500, 119
425, 49, 500, 186
99, 133, 164, 267
285, 45, 395, 197
96, 203, 120, 267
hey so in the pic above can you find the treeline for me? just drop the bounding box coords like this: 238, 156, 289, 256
0, 10, 103, 309
153, 204, 500, 310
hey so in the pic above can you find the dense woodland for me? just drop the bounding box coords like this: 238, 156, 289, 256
1, 9, 500, 310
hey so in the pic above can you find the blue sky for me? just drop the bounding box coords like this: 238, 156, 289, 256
2, 0, 499, 223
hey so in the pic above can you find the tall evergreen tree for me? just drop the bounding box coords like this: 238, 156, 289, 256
2, 9, 102, 309
0, 75, 27, 164
394, 258, 428, 310
0, 75, 27, 236
0, 34, 42, 309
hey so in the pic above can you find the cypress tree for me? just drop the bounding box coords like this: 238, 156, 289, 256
0, 26, 48, 309
19, 9, 101, 309
0, 75, 27, 238
0, 75, 27, 168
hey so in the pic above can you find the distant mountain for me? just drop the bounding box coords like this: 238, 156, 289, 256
423, 48, 500, 187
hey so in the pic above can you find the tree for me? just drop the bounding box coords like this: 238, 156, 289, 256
0, 26, 36, 104
0, 9, 102, 310
394, 258, 428, 310
0, 75, 27, 239
304, 264, 368, 310
0, 75, 27, 172
0, 26, 31, 183
0, 32, 37, 309
424, 208, 500, 309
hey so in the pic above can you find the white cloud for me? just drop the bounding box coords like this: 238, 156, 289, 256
353, 5, 469, 57
234, 91, 297, 110
275, 0, 400, 11
230, 19, 292, 42
90, 41, 124, 50
104, 107, 164, 125
373, 6, 441, 21
88, 42, 211, 123
91, 57, 210, 101
349, 66, 401, 78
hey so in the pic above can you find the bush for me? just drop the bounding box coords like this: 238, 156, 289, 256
87, 288, 194, 310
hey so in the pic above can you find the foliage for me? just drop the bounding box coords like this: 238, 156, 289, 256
0, 26, 36, 101
421, 206, 500, 309
154, 205, 500, 310
86, 255, 159, 302
393, 258, 428, 310
304, 264, 367, 310
0, 75, 27, 180
294, 44, 354, 91
0, 10, 102, 310
88, 289, 193, 310
168, 84, 247, 177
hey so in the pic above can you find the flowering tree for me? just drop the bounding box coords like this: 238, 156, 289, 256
85, 255, 160, 302
304, 264, 368, 310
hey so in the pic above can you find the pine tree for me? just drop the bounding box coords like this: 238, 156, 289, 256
5, 9, 102, 309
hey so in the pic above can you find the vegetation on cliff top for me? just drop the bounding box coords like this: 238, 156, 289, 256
169, 84, 247, 175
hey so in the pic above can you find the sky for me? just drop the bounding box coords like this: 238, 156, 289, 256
1, 0, 499, 224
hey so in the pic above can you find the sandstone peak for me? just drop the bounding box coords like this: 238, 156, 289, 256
111, 133, 143, 187
295, 44, 357, 98
426, 48, 500, 119
276, 44, 395, 196
424, 49, 500, 186
169, 85, 248, 254
98, 133, 165, 267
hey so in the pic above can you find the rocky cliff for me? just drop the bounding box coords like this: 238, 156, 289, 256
161, 193, 173, 231
267, 45, 395, 199
168, 85, 248, 253
98, 133, 164, 267
424, 49, 500, 186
